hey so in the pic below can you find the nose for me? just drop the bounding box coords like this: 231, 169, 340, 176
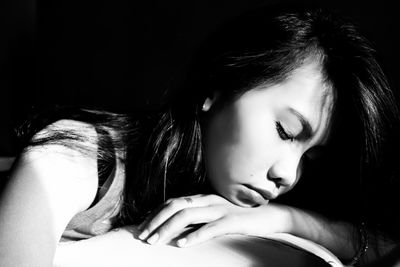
267, 151, 302, 190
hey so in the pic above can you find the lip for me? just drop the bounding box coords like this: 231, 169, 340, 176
243, 184, 278, 200
236, 185, 270, 207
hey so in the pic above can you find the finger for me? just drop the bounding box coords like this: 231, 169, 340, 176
137, 202, 169, 231
152, 206, 224, 245
176, 217, 239, 247
140, 194, 225, 229
138, 196, 203, 240
138, 194, 227, 240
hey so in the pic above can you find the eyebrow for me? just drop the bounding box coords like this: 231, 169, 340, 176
288, 108, 314, 140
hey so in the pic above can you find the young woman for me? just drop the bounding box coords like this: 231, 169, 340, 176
0, 6, 398, 267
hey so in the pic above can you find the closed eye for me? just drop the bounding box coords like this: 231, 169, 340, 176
275, 121, 294, 142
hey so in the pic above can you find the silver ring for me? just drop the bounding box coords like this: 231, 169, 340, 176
184, 197, 193, 205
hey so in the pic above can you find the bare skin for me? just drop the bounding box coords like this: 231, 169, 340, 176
138, 61, 334, 246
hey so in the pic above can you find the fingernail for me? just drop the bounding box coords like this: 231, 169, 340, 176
177, 238, 187, 247
138, 229, 149, 240
147, 233, 159, 245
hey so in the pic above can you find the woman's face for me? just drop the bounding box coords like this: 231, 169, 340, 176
204, 62, 334, 207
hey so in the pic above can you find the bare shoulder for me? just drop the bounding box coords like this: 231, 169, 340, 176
17, 119, 100, 211
0, 120, 100, 266
32, 119, 98, 147
25, 119, 98, 159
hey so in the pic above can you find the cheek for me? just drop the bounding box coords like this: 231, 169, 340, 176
234, 105, 279, 163
205, 108, 279, 188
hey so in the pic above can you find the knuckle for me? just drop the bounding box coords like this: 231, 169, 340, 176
194, 224, 216, 239
202, 222, 217, 232
145, 221, 157, 231
158, 223, 172, 235
189, 230, 201, 240
165, 198, 177, 205
169, 200, 181, 209
159, 219, 181, 236
176, 208, 190, 219
170, 197, 189, 206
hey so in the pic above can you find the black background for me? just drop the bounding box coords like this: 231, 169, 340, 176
1, 0, 399, 155
1, 1, 400, 252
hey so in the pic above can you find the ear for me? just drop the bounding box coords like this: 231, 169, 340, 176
202, 92, 220, 112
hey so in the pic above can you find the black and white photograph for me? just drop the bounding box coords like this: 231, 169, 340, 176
1, 0, 400, 266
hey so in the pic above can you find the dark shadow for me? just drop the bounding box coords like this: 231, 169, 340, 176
222, 236, 332, 267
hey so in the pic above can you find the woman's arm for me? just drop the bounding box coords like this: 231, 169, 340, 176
288, 206, 398, 265
0, 120, 99, 267
138, 194, 398, 266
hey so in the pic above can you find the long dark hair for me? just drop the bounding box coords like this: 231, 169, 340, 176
18, 6, 398, 230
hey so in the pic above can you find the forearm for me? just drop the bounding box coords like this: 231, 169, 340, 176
286, 206, 398, 265
286, 206, 357, 261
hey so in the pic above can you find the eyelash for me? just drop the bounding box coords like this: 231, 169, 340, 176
275, 121, 295, 142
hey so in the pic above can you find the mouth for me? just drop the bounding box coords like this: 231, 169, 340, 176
236, 185, 272, 207
244, 184, 278, 200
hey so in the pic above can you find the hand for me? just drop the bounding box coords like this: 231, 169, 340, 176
137, 194, 292, 247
